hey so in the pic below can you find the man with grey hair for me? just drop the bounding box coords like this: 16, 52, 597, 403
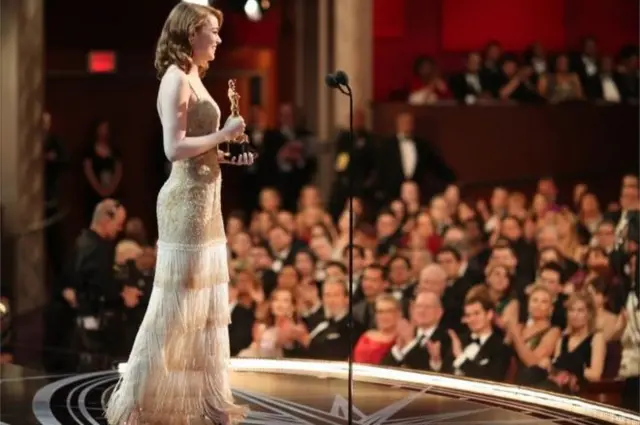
64, 199, 126, 370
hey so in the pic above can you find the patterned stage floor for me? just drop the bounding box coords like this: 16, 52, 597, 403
1, 359, 638, 425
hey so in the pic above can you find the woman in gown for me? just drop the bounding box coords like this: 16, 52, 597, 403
105, 3, 253, 424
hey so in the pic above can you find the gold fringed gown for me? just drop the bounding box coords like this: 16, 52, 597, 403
105, 93, 246, 425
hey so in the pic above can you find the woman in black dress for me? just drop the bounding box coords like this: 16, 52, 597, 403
82, 119, 123, 221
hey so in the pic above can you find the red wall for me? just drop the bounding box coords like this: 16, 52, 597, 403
373, 0, 640, 100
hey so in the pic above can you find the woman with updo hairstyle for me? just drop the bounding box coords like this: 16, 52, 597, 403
106, 2, 251, 424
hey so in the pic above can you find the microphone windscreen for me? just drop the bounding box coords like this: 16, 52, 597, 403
325, 73, 338, 88
335, 70, 349, 86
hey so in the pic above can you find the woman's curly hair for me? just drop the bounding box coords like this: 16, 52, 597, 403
154, 2, 223, 79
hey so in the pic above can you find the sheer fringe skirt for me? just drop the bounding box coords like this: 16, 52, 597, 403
105, 240, 247, 425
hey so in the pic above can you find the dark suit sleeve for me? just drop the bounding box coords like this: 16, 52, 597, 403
74, 239, 119, 316
458, 341, 511, 381
420, 141, 456, 184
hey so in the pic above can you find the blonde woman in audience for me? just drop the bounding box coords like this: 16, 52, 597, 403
531, 193, 549, 221
537, 291, 605, 393
400, 181, 421, 215
483, 263, 519, 329
241, 288, 297, 359
554, 209, 587, 263
229, 231, 252, 270
353, 294, 400, 364
258, 187, 281, 214
505, 284, 561, 385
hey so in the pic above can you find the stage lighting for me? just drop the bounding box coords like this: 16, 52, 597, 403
244, 0, 262, 21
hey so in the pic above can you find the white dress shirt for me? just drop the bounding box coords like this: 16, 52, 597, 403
391, 325, 437, 361
397, 134, 417, 179
453, 331, 493, 371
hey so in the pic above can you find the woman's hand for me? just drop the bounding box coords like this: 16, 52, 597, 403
217, 150, 255, 166
222, 116, 245, 140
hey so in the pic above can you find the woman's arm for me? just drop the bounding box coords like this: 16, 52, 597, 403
83, 158, 106, 196
584, 331, 606, 381
537, 75, 548, 98
514, 326, 561, 367
159, 70, 239, 162
105, 159, 123, 195
572, 74, 585, 99
502, 299, 519, 327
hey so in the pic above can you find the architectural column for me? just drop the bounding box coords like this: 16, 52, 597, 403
332, 0, 373, 128
0, 0, 47, 314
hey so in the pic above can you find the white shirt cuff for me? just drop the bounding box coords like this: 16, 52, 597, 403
429, 359, 442, 371
391, 345, 404, 362
453, 354, 467, 369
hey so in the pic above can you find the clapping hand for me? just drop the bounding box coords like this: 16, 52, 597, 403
448, 329, 463, 358
425, 339, 441, 363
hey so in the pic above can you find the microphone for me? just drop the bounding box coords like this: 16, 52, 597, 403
325, 70, 350, 89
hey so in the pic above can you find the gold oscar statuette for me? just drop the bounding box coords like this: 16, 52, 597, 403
225, 79, 249, 157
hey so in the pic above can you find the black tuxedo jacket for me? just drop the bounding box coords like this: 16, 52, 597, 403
229, 304, 254, 356
380, 324, 453, 373
353, 300, 377, 330
375, 136, 455, 205
305, 315, 365, 361
452, 330, 511, 382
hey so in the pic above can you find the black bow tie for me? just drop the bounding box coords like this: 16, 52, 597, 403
470, 337, 481, 345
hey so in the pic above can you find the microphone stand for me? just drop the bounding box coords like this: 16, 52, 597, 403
335, 82, 354, 425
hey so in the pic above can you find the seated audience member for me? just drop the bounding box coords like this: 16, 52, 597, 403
450, 52, 493, 103
249, 244, 277, 297
249, 288, 297, 359
537, 54, 585, 103
435, 246, 476, 332
353, 294, 400, 364
505, 284, 561, 385
408, 56, 451, 105
353, 264, 387, 330
385, 255, 416, 313
619, 253, 639, 411
534, 292, 606, 394
238, 320, 268, 358
482, 263, 519, 330
444, 289, 511, 382
525, 262, 568, 329
587, 276, 625, 342
342, 244, 367, 304
496, 55, 542, 103
292, 278, 363, 361
232, 268, 264, 311
381, 291, 452, 372
229, 281, 255, 356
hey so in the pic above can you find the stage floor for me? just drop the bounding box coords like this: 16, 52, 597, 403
1, 359, 638, 425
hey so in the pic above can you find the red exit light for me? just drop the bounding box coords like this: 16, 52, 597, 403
88, 51, 117, 73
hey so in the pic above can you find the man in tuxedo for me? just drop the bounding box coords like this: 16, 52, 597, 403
342, 244, 366, 304
228, 283, 254, 356
353, 264, 386, 330
374, 112, 455, 207
268, 225, 299, 273
294, 278, 363, 360
435, 246, 477, 332
449, 52, 494, 103
440, 293, 510, 382
381, 291, 452, 372
606, 185, 640, 242
329, 109, 377, 220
